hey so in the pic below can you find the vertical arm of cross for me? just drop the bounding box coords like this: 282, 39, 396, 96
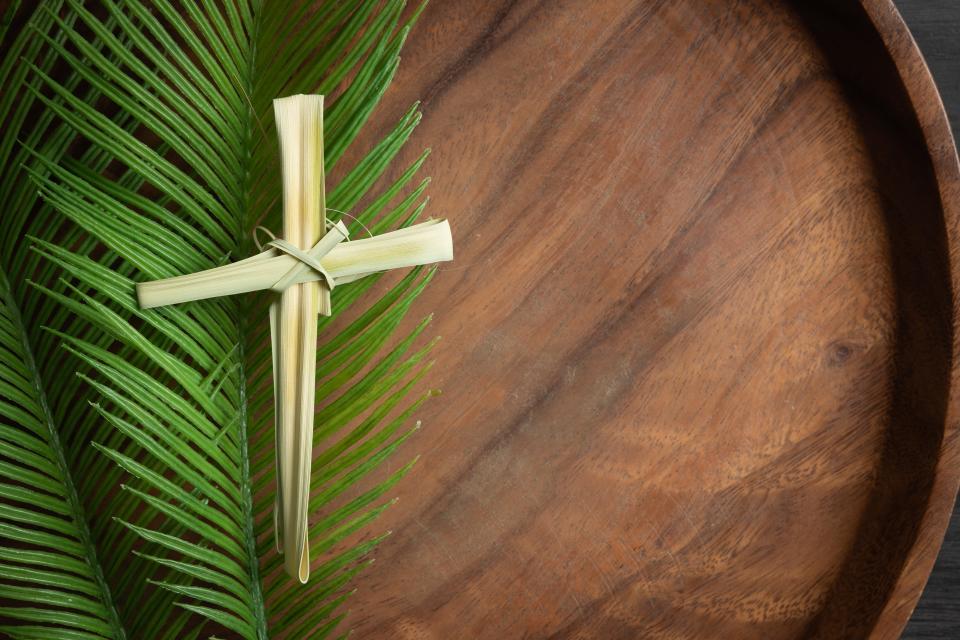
273, 94, 324, 582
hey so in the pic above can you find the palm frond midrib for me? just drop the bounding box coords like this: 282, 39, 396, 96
0, 268, 126, 639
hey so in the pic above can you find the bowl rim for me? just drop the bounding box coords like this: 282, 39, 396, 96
861, 1, 960, 637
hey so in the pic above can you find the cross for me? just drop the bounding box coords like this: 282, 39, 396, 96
136, 95, 453, 583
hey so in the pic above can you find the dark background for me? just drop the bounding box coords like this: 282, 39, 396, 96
895, 2, 960, 638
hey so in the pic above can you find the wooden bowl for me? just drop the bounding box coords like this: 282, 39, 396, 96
340, 0, 960, 637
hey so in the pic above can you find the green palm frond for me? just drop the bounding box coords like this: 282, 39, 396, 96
0, 1, 438, 638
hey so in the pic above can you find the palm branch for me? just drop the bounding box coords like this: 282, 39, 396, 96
0, 1, 437, 638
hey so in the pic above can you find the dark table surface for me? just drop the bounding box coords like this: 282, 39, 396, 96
895, 2, 960, 638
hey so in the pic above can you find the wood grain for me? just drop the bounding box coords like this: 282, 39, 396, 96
331, 0, 960, 637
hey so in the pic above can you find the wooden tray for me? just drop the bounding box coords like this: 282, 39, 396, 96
338, 1, 960, 637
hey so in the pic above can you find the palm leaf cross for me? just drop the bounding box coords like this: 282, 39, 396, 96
136, 94, 453, 583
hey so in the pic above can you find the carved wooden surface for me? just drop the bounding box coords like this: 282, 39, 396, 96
335, 1, 960, 637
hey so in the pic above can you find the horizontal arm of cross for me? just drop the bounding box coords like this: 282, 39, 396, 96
136, 218, 453, 309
